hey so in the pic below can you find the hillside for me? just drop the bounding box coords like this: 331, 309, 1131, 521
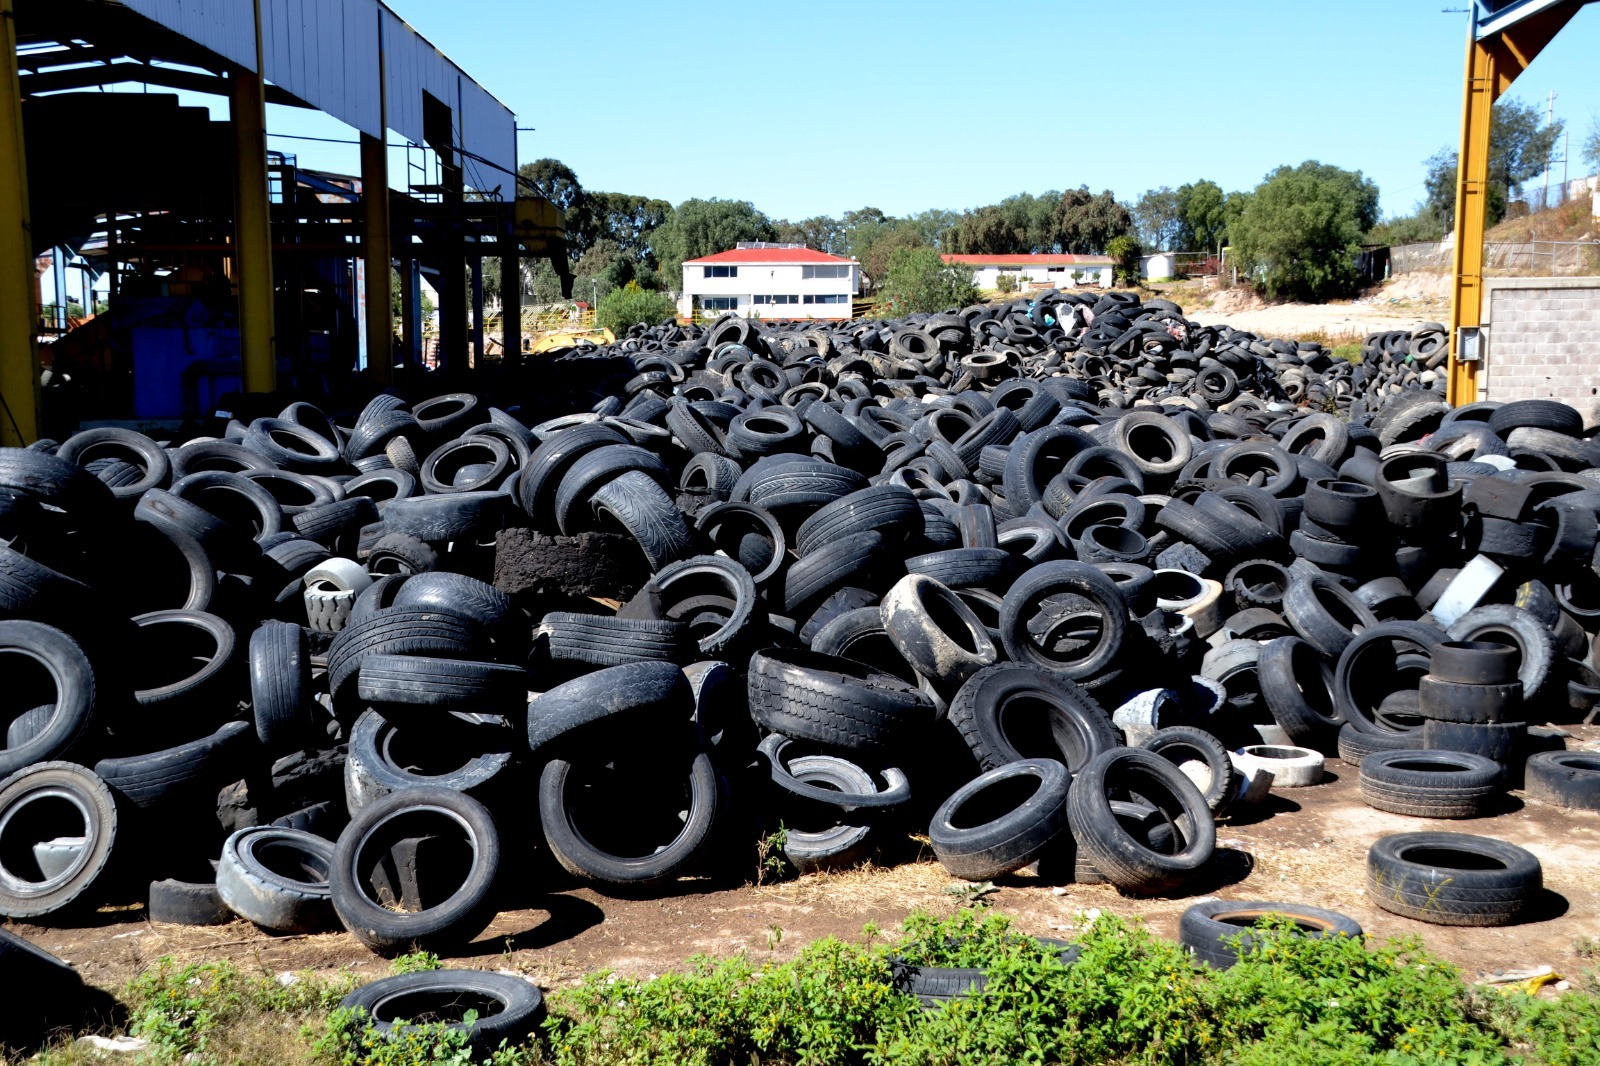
1484, 196, 1598, 244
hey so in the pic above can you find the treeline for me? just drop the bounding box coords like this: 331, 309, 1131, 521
511, 107, 1555, 310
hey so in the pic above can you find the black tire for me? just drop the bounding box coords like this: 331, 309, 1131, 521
1447, 604, 1556, 702
420, 437, 511, 494
1366, 831, 1541, 926
216, 825, 335, 934
589, 470, 695, 572
1066, 746, 1216, 896
94, 721, 254, 809
0, 621, 95, 775
1359, 749, 1503, 818
794, 486, 922, 557
1334, 621, 1447, 735
538, 611, 688, 667
330, 787, 500, 952
1337, 721, 1425, 766
1141, 726, 1237, 814
880, 574, 998, 687
1257, 636, 1342, 750
56, 427, 172, 498
747, 647, 933, 755
526, 660, 692, 758
1421, 719, 1527, 766
366, 533, 439, 576
1427, 639, 1520, 685
1523, 750, 1600, 810
540, 743, 720, 885
1416, 676, 1521, 724
170, 470, 286, 541
928, 758, 1071, 881
904, 547, 1014, 590
148, 877, 231, 926
0, 761, 118, 918
344, 710, 515, 813
888, 938, 1079, 1007
250, 621, 311, 753
783, 530, 893, 617
245, 417, 344, 472
382, 491, 510, 543
617, 555, 759, 659
1179, 900, 1363, 969
340, 970, 546, 1053
357, 654, 528, 711
947, 663, 1117, 773
325, 608, 486, 715
1488, 399, 1583, 437
998, 561, 1128, 680
1284, 573, 1380, 660
758, 733, 911, 812
129, 610, 240, 727
554, 445, 671, 535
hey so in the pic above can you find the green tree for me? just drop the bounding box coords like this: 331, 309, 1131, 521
1134, 187, 1182, 250
907, 208, 962, 249
529, 259, 565, 304
652, 198, 777, 287
1368, 212, 1447, 245
1054, 188, 1134, 254
1173, 180, 1231, 252
877, 246, 977, 315
774, 216, 844, 253
597, 281, 676, 335
1229, 160, 1380, 301
1585, 112, 1600, 175
518, 158, 594, 255
853, 222, 927, 292
1423, 98, 1565, 229
587, 192, 672, 268
1106, 234, 1142, 286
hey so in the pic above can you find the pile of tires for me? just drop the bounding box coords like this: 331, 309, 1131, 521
0, 290, 1595, 963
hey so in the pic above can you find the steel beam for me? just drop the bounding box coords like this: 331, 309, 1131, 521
0, 0, 39, 446
231, 62, 276, 395
361, 136, 393, 384
1448, 0, 1588, 405
501, 253, 520, 363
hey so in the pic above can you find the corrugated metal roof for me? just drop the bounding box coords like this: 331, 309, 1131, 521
942, 254, 1114, 266
685, 248, 855, 265
115, 0, 516, 184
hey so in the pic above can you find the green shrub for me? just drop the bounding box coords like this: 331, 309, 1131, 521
1107, 234, 1142, 287
994, 272, 1018, 294
877, 247, 978, 316
597, 281, 675, 336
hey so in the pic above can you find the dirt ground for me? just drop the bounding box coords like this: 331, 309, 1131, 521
7, 725, 1599, 999
1162, 272, 1453, 340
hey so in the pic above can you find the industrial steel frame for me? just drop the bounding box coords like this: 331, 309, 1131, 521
1448, 0, 1596, 405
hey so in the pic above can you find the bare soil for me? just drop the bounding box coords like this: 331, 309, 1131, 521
8, 726, 1599, 998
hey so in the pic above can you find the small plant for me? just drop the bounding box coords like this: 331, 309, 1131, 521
596, 280, 674, 336
313, 1005, 479, 1066
389, 951, 444, 975
994, 272, 1018, 294
755, 824, 789, 885
942, 880, 997, 908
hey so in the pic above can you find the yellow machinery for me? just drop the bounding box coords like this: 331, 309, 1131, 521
1448, 0, 1596, 405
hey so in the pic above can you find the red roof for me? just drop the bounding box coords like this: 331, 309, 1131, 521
685, 247, 855, 265
941, 253, 1113, 266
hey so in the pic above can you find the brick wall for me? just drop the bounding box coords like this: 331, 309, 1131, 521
1484, 280, 1600, 426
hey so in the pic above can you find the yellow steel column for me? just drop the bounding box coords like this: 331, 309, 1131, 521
0, 0, 39, 446
1447, 38, 1496, 406
231, 0, 275, 396
361, 134, 393, 385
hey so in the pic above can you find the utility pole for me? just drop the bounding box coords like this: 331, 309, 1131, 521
1542, 89, 1557, 210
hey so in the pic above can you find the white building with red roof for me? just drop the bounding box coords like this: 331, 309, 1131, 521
940, 253, 1114, 291
679, 244, 860, 320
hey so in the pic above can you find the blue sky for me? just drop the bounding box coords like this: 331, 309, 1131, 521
130, 1, 1600, 221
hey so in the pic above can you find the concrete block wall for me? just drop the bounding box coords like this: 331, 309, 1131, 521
1482, 278, 1600, 426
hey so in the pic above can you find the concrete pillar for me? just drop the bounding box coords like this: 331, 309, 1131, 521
0, 0, 39, 446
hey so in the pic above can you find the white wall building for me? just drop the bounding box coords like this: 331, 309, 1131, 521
941, 253, 1114, 291
1139, 252, 1179, 280
679, 244, 860, 320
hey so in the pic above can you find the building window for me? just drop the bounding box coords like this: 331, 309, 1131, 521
701, 296, 738, 311
803, 294, 847, 305
755, 295, 799, 305
1047, 266, 1066, 273
802, 264, 849, 280
702, 265, 738, 278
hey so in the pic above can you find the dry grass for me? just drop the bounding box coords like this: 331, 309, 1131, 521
1485, 198, 1597, 244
